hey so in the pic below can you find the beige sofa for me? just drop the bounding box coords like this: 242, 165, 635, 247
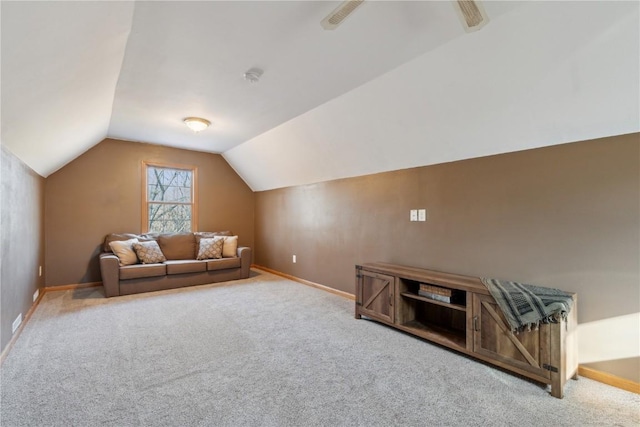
99, 231, 251, 297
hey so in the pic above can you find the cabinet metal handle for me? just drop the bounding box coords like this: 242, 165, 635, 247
389, 294, 393, 306
473, 316, 479, 331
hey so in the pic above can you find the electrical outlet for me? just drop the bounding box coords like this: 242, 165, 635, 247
418, 209, 427, 222
292, 255, 296, 263
12, 313, 22, 334
33, 289, 40, 302
39, 266, 42, 277
410, 210, 418, 221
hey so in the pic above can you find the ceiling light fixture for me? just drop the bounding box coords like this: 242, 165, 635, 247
243, 68, 263, 84
183, 117, 211, 133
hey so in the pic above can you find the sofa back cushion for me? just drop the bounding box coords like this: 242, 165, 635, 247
157, 233, 196, 260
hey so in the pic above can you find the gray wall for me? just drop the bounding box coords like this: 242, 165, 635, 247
45, 138, 254, 286
1, 146, 45, 352
254, 133, 640, 381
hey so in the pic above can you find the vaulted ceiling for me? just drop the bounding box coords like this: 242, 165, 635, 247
2, 1, 638, 190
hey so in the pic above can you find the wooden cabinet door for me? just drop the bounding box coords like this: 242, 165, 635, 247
356, 269, 395, 324
472, 293, 550, 380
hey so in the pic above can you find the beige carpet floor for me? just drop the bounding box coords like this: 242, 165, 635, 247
1, 269, 638, 426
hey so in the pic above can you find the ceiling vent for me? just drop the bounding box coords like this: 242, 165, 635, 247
454, 0, 489, 32
321, 0, 365, 30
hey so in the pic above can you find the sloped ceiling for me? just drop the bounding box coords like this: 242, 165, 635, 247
2, 1, 639, 188
226, 1, 640, 190
1, 1, 134, 176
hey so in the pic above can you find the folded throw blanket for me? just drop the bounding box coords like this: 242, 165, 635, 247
481, 278, 573, 333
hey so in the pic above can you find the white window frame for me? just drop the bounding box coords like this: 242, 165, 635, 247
141, 161, 198, 233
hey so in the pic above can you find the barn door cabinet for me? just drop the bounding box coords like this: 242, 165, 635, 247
355, 263, 578, 398
355, 269, 395, 324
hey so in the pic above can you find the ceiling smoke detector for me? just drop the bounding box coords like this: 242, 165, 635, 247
244, 68, 263, 84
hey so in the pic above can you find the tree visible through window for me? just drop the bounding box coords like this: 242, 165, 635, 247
142, 162, 197, 233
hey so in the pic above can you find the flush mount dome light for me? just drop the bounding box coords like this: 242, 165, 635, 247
183, 117, 211, 132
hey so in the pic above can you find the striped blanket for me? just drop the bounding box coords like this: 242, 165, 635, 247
481, 278, 573, 333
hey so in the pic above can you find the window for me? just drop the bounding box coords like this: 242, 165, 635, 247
142, 162, 198, 233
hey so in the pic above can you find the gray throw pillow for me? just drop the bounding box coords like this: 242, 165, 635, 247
133, 241, 167, 264
196, 237, 224, 260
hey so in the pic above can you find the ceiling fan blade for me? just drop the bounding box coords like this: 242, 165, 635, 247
321, 0, 365, 31
454, 0, 490, 32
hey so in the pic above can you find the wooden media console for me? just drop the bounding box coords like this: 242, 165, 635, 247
355, 262, 578, 398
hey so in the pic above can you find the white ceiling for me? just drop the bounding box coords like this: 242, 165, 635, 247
2, 1, 639, 189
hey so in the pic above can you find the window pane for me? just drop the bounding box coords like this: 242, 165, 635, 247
147, 167, 192, 203
144, 164, 196, 233
148, 203, 192, 233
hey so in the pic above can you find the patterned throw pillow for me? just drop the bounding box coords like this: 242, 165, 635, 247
196, 237, 224, 260
132, 241, 167, 264
109, 238, 139, 266
222, 235, 239, 258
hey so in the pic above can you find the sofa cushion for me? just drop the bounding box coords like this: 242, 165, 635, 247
120, 263, 166, 280
109, 238, 139, 266
206, 257, 241, 271
104, 233, 157, 253
133, 241, 167, 264
222, 235, 238, 258
157, 233, 196, 260
197, 237, 224, 260
165, 260, 207, 275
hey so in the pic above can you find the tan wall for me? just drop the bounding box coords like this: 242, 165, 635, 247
1, 146, 45, 352
255, 133, 640, 382
45, 138, 254, 286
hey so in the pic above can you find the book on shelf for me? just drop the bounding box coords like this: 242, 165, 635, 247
418, 290, 456, 303
417, 283, 463, 304
419, 283, 453, 296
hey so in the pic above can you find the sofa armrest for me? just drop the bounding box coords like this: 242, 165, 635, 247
237, 247, 252, 279
99, 253, 120, 297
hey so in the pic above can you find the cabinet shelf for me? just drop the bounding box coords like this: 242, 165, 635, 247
400, 291, 466, 312
399, 320, 466, 349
